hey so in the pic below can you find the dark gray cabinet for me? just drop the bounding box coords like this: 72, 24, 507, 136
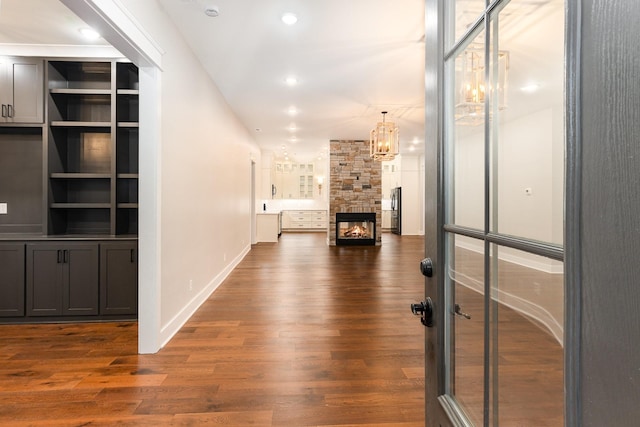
0, 58, 138, 324
0, 243, 25, 317
0, 56, 44, 123
26, 242, 99, 316
100, 241, 137, 315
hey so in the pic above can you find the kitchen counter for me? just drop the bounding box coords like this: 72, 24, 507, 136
256, 211, 281, 242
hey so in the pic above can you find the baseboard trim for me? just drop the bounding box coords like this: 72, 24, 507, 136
158, 244, 251, 348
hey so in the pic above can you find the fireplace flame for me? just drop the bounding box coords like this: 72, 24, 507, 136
343, 225, 369, 238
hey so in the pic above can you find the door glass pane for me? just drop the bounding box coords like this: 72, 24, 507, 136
446, 233, 485, 425
489, 0, 565, 245
446, 29, 486, 230
445, 0, 487, 49
491, 245, 564, 425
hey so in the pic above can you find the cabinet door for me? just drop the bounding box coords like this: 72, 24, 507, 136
64, 243, 99, 315
26, 243, 63, 316
0, 57, 9, 118
0, 243, 25, 317
100, 242, 137, 315
0, 57, 43, 123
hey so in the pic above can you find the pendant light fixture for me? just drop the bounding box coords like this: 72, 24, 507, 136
455, 45, 509, 125
370, 111, 399, 161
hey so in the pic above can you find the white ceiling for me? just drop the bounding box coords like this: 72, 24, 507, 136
0, 0, 426, 163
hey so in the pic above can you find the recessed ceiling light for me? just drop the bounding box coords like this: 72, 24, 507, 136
288, 124, 297, 132
281, 13, 298, 25
285, 76, 298, 86
204, 5, 219, 17
287, 106, 298, 115
79, 28, 100, 40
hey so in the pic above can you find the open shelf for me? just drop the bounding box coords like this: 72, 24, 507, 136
48, 206, 111, 235
49, 92, 111, 123
51, 203, 111, 209
116, 62, 139, 91
50, 121, 111, 128
117, 89, 139, 95
50, 173, 111, 179
50, 88, 111, 95
48, 61, 111, 91
44, 60, 137, 237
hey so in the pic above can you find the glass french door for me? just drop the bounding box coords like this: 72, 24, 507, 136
439, 0, 565, 425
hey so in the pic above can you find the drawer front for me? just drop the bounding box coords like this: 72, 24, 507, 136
283, 210, 327, 229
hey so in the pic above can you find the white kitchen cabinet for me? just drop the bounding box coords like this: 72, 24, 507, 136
282, 210, 327, 231
256, 212, 281, 242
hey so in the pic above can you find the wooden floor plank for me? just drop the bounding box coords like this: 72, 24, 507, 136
0, 232, 563, 426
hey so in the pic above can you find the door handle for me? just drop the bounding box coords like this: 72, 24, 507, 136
63, 250, 69, 264
1, 104, 6, 118
454, 304, 471, 319
411, 297, 434, 327
7, 104, 14, 118
57, 250, 63, 264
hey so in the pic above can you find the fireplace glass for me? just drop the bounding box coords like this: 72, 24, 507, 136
335, 213, 376, 246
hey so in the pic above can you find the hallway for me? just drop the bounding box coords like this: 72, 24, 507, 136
0, 233, 426, 426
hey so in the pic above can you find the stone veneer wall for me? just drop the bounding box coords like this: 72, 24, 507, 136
329, 140, 382, 246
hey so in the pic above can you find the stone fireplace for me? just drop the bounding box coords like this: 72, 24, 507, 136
329, 140, 382, 246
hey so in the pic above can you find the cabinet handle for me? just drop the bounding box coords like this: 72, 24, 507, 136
63, 250, 69, 264
130, 249, 135, 263
7, 104, 14, 118
1, 104, 6, 118
57, 250, 62, 264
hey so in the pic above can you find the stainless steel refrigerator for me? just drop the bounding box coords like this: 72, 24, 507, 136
391, 187, 401, 235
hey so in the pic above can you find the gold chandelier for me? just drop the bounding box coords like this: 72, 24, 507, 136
370, 111, 399, 161
455, 45, 509, 125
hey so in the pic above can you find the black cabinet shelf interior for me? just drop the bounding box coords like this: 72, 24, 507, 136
116, 208, 138, 235
50, 176, 110, 204
41, 60, 138, 237
49, 130, 111, 174
49, 92, 111, 123
116, 128, 138, 174
116, 63, 138, 91
48, 61, 111, 91
117, 93, 138, 123
49, 206, 111, 235
117, 177, 138, 205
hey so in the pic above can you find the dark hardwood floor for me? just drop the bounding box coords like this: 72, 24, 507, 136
0, 233, 427, 426
0, 232, 564, 426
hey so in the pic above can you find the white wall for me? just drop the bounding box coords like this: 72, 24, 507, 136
112, 2, 261, 348
454, 106, 564, 273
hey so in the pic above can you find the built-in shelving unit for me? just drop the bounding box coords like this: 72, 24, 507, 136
0, 57, 139, 324
115, 62, 139, 235
45, 60, 138, 236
